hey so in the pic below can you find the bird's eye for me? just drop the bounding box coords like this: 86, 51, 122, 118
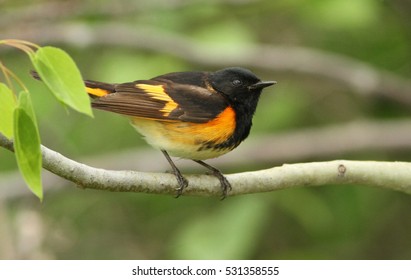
232, 79, 242, 86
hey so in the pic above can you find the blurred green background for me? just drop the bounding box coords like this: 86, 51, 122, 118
1, 0, 411, 259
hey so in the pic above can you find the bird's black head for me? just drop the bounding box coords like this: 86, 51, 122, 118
207, 67, 276, 148
209, 67, 276, 104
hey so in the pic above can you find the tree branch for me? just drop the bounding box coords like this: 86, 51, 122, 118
1, 133, 411, 197
3, 119, 411, 199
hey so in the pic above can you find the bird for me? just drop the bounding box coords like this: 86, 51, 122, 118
33, 67, 276, 198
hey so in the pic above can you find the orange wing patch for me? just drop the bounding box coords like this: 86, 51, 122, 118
136, 84, 179, 116
86, 87, 111, 97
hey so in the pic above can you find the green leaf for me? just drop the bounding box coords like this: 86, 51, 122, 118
0, 83, 17, 138
31, 46, 93, 117
14, 91, 43, 201
17, 90, 37, 125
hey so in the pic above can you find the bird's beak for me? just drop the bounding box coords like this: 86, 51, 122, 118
249, 81, 277, 90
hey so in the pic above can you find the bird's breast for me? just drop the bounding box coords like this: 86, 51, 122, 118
130, 106, 239, 160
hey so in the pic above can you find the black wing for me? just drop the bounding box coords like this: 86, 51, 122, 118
90, 73, 227, 123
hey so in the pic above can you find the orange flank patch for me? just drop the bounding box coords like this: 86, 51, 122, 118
130, 106, 236, 159
166, 106, 236, 145
136, 84, 179, 116
86, 87, 110, 97
196, 106, 236, 144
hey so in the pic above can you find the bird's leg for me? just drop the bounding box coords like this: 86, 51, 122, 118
161, 150, 188, 197
193, 160, 232, 199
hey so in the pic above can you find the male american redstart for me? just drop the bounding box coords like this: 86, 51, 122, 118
32, 67, 275, 198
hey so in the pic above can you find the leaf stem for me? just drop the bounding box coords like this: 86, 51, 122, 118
0, 39, 39, 55
0, 61, 29, 96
